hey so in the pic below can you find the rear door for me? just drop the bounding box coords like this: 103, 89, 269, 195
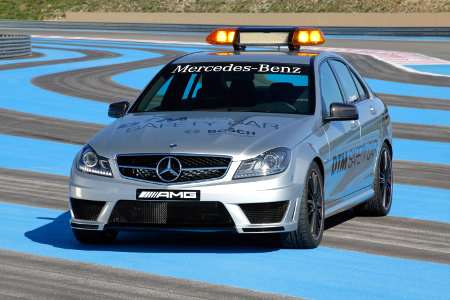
319, 61, 361, 206
329, 59, 379, 192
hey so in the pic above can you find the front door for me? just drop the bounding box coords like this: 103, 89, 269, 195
330, 60, 380, 191
349, 69, 381, 188
319, 61, 362, 206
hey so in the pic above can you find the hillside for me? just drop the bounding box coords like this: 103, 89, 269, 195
1, 0, 449, 20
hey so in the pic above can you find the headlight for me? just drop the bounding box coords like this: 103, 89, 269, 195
233, 147, 291, 179
77, 145, 113, 177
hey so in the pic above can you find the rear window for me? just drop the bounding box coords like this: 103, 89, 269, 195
132, 63, 313, 115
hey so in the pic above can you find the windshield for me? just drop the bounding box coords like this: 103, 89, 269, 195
132, 62, 313, 115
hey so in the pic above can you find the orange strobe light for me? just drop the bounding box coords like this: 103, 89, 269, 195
206, 28, 237, 45
292, 29, 325, 46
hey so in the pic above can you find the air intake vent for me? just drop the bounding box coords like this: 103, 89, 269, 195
108, 200, 234, 228
70, 198, 105, 221
240, 201, 289, 224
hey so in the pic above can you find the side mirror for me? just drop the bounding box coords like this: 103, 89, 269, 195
108, 101, 129, 118
324, 103, 359, 122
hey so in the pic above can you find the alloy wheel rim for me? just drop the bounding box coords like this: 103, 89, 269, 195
379, 149, 392, 209
306, 170, 324, 239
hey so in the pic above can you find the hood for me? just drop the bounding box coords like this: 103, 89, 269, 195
90, 111, 315, 160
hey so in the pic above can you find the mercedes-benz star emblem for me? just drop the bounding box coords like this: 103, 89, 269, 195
156, 156, 182, 182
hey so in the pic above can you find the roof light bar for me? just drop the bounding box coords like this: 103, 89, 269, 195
206, 26, 325, 50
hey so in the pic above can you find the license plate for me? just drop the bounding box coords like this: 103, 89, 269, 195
136, 189, 200, 200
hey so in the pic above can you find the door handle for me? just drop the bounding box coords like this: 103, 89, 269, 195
370, 106, 377, 115
350, 120, 359, 128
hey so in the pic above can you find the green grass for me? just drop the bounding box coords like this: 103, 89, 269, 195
1, 0, 449, 20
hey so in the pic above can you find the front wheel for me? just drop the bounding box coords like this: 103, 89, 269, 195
358, 143, 393, 216
72, 228, 118, 244
283, 162, 324, 249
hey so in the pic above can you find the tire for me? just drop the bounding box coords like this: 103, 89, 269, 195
72, 228, 117, 244
358, 143, 393, 216
282, 161, 324, 249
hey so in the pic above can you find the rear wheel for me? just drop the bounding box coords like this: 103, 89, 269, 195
72, 228, 117, 244
358, 143, 393, 216
283, 162, 324, 249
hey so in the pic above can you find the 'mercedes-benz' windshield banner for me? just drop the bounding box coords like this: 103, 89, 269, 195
171, 63, 304, 74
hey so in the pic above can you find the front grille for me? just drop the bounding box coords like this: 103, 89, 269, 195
117, 154, 231, 183
240, 201, 289, 224
70, 198, 105, 221
108, 200, 234, 227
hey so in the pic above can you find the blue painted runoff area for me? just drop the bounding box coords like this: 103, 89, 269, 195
393, 138, 450, 165
365, 78, 450, 100
0, 134, 79, 176
391, 184, 450, 223
0, 202, 448, 300
0, 43, 160, 124
407, 64, 450, 76
388, 106, 450, 127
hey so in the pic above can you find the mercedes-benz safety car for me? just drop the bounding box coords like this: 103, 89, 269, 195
69, 27, 393, 248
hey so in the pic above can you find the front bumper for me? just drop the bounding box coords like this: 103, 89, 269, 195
69, 162, 303, 234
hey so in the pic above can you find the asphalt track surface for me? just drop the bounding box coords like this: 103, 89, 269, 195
0, 249, 295, 300
32, 44, 182, 102
0, 46, 119, 71
0, 28, 449, 299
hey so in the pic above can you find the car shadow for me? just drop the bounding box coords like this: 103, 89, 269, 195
324, 209, 357, 230
25, 208, 358, 253
25, 211, 280, 254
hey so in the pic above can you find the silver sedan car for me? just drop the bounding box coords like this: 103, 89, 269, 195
69, 27, 392, 248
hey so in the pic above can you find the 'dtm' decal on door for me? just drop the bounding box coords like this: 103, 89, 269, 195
332, 140, 378, 175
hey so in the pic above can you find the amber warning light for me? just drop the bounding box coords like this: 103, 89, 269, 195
206, 28, 237, 45
292, 29, 325, 46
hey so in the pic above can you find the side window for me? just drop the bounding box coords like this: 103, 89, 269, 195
320, 62, 344, 115
329, 60, 359, 103
137, 76, 172, 112
350, 71, 369, 100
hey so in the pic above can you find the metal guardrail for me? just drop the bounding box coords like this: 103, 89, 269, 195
0, 33, 31, 58
1, 20, 450, 36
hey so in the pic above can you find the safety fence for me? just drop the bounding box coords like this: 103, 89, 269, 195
0, 33, 31, 58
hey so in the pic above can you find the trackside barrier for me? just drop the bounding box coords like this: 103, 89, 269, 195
0, 33, 31, 58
